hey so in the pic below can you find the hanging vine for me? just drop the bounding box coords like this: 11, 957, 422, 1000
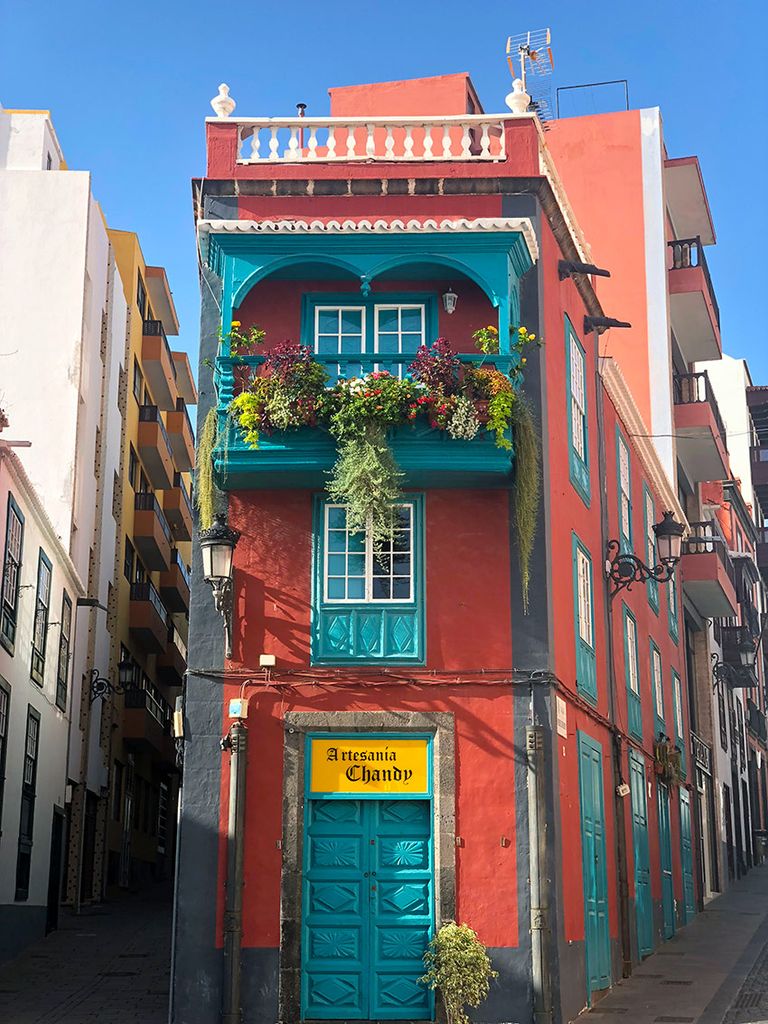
195, 407, 218, 531
510, 395, 541, 614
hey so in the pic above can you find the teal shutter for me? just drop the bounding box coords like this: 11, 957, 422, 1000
578, 732, 611, 999
573, 534, 597, 702
616, 429, 632, 554
679, 789, 696, 923
657, 783, 675, 939
651, 641, 665, 736
629, 751, 653, 956
668, 571, 679, 643
643, 485, 659, 613
566, 317, 590, 506
312, 497, 425, 664
623, 605, 642, 740
672, 670, 686, 777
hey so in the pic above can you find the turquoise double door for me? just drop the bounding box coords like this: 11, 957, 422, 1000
578, 733, 611, 1000
629, 751, 653, 957
302, 797, 434, 1020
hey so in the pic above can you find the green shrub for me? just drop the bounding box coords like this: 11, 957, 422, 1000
420, 922, 498, 1024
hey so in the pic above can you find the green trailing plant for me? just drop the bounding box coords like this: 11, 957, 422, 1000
511, 395, 540, 614
220, 319, 266, 355
420, 922, 498, 1024
195, 407, 218, 530
327, 428, 404, 544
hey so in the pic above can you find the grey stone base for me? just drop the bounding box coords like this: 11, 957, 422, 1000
0, 903, 47, 964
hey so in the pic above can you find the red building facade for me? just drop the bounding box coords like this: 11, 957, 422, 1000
172, 75, 698, 1024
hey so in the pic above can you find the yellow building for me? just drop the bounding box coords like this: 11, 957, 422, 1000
107, 230, 196, 888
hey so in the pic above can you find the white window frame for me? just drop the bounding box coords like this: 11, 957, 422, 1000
323, 503, 415, 605
374, 304, 426, 376
673, 672, 684, 738
626, 613, 639, 695
652, 644, 664, 719
645, 490, 656, 568
313, 305, 367, 363
618, 434, 631, 543
569, 335, 587, 461
576, 547, 593, 649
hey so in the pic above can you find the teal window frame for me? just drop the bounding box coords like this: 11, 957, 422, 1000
616, 427, 632, 554
566, 316, 590, 506
301, 292, 439, 378
650, 640, 665, 736
30, 549, 52, 686
672, 669, 686, 777
1, 493, 25, 655
622, 604, 642, 740
573, 533, 597, 702
643, 484, 659, 613
667, 569, 679, 644
312, 495, 425, 665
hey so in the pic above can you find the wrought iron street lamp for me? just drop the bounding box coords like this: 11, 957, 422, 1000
606, 510, 684, 596
89, 657, 134, 702
712, 632, 758, 689
200, 513, 240, 658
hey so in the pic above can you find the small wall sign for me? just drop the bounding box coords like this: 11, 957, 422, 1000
308, 735, 430, 798
556, 695, 568, 738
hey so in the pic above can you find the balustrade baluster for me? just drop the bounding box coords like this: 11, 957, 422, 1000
365, 124, 375, 159
307, 127, 318, 159
346, 125, 356, 159
460, 123, 471, 158
268, 126, 280, 161
384, 126, 395, 160
287, 125, 300, 161
403, 125, 414, 160
249, 128, 261, 161
422, 124, 433, 159
327, 126, 337, 159
442, 123, 452, 158
480, 123, 491, 158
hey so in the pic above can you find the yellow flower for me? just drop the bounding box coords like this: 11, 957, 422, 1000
231, 320, 241, 328
529, 334, 536, 341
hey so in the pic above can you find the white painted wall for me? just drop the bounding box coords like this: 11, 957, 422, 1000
0, 451, 83, 911
641, 107, 676, 485
700, 356, 754, 510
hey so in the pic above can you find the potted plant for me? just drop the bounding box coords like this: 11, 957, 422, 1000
420, 922, 498, 1024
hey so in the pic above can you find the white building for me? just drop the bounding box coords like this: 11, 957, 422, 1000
0, 105, 128, 925
0, 441, 83, 959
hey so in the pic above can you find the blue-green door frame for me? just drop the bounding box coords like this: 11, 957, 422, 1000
629, 751, 653, 957
657, 783, 676, 939
578, 732, 611, 1000
679, 789, 696, 923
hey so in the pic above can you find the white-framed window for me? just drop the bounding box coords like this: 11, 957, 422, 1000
673, 671, 684, 738
618, 433, 632, 547
652, 643, 664, 720
324, 503, 414, 604
626, 613, 639, 694
576, 546, 593, 649
570, 335, 587, 462
314, 306, 366, 377
645, 489, 656, 568
374, 305, 425, 376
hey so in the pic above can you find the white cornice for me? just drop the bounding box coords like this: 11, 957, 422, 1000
599, 357, 687, 528
197, 216, 539, 263
0, 447, 85, 594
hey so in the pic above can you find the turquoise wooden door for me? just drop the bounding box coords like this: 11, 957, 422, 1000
629, 751, 653, 957
578, 732, 611, 999
657, 783, 675, 939
679, 789, 696, 923
302, 798, 433, 1020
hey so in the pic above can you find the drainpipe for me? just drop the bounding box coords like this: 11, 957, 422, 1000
221, 719, 247, 1024
527, 722, 553, 1023
593, 331, 633, 978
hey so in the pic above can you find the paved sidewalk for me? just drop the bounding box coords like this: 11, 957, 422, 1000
581, 862, 768, 1023
0, 884, 171, 1024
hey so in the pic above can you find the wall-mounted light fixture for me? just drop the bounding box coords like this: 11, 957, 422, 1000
712, 632, 759, 690
89, 657, 134, 702
606, 510, 684, 596
200, 513, 241, 658
442, 287, 458, 315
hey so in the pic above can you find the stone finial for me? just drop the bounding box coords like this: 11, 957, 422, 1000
505, 78, 531, 115
211, 83, 236, 118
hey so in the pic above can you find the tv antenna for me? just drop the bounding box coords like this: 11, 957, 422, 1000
506, 28, 555, 121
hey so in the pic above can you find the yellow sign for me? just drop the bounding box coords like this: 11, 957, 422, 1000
309, 737, 430, 795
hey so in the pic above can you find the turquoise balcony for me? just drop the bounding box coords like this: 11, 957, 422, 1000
213, 352, 518, 490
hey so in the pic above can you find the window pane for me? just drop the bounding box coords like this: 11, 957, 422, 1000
377, 307, 398, 331
317, 335, 339, 356
340, 309, 363, 333
327, 554, 346, 575
327, 507, 347, 530
317, 309, 339, 333
347, 554, 365, 576
392, 578, 411, 599
327, 530, 347, 553
347, 577, 365, 600
347, 532, 365, 554
400, 307, 422, 331
373, 554, 392, 576
372, 577, 391, 599
327, 578, 346, 600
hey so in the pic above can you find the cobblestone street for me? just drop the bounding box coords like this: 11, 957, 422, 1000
583, 862, 768, 1024
0, 885, 171, 1024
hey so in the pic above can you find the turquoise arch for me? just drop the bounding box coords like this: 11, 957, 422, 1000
206, 229, 534, 354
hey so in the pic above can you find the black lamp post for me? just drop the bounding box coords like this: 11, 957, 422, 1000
200, 513, 240, 658
606, 510, 685, 596
89, 657, 134, 702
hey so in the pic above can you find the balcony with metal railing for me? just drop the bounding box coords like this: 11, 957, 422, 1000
162, 471, 192, 542
667, 237, 721, 363
129, 580, 169, 654
138, 405, 175, 489
747, 698, 768, 745
141, 319, 177, 412
123, 684, 175, 764
681, 519, 739, 618
133, 492, 172, 571
166, 397, 195, 472
159, 547, 191, 613
673, 370, 728, 482
158, 624, 187, 687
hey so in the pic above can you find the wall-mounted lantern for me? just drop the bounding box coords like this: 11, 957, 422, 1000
442, 287, 458, 315
89, 657, 134, 702
200, 513, 241, 658
606, 510, 684, 596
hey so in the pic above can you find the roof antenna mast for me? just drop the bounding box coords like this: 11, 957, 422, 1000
505, 28, 555, 121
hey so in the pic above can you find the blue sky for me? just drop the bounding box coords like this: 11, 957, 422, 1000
2, 0, 767, 381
